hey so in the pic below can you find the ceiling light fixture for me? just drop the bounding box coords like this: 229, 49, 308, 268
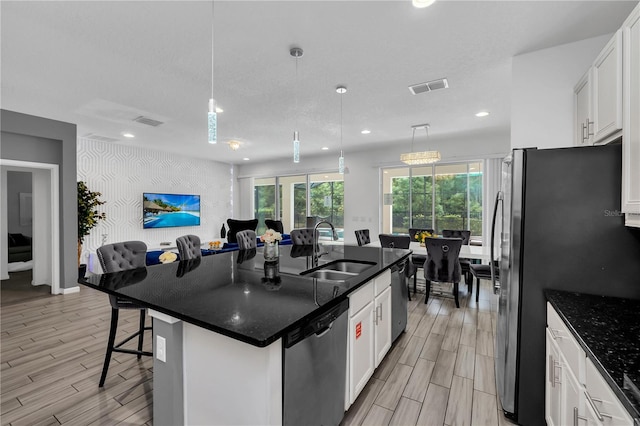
337, 85, 347, 174
321, 147, 329, 150
122, 132, 135, 138
475, 111, 490, 117
412, 0, 436, 8
361, 129, 371, 135
207, 0, 217, 144
242, 157, 250, 161
400, 124, 441, 165
227, 140, 240, 151
291, 47, 303, 163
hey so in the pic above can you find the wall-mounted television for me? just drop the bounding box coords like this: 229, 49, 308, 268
143, 193, 200, 229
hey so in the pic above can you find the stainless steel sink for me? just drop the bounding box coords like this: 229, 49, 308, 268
303, 270, 356, 281
300, 260, 376, 281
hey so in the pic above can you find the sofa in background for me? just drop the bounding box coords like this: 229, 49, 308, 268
8, 233, 32, 263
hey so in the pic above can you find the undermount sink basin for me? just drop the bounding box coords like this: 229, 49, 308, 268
300, 260, 376, 281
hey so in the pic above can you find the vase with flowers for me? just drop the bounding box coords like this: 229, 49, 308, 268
414, 230, 436, 247
260, 228, 283, 261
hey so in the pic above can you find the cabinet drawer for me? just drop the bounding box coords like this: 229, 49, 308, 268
546, 303, 585, 381
350, 281, 374, 315
374, 269, 391, 296
585, 358, 634, 425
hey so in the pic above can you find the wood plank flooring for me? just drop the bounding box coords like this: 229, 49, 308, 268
1, 278, 515, 426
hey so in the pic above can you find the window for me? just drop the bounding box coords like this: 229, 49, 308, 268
382, 161, 483, 242
254, 177, 275, 235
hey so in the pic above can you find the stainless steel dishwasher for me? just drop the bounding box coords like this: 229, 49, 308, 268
283, 298, 349, 426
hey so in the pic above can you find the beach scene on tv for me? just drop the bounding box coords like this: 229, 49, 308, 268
143, 193, 200, 229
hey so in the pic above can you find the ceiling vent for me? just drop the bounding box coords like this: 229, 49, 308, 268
82, 133, 119, 143
408, 78, 449, 95
133, 116, 164, 127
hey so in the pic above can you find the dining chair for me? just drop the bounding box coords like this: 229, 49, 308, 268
423, 237, 463, 307
264, 219, 284, 234
378, 234, 415, 301
290, 228, 318, 245
236, 230, 257, 250
176, 234, 201, 260
470, 260, 500, 302
441, 229, 472, 290
354, 229, 371, 246
96, 241, 152, 387
176, 257, 201, 277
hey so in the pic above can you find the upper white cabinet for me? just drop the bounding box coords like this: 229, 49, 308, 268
574, 30, 623, 146
623, 2, 640, 216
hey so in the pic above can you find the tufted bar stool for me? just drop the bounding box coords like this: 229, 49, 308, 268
96, 241, 152, 387
176, 234, 201, 260
236, 230, 257, 250
290, 228, 318, 245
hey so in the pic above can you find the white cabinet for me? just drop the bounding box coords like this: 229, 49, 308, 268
574, 30, 623, 146
546, 303, 634, 426
346, 270, 392, 407
623, 3, 640, 217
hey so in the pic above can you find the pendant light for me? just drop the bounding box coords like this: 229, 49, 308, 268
207, 0, 217, 144
291, 47, 303, 163
336, 85, 347, 174
400, 124, 441, 165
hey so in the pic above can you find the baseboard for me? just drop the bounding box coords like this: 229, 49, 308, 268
59, 286, 80, 295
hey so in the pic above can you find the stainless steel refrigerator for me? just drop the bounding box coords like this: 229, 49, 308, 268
492, 143, 640, 425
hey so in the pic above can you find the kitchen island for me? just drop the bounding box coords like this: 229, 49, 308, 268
79, 243, 411, 425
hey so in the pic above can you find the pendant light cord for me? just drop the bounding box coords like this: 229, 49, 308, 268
340, 91, 343, 153
211, 0, 215, 100
411, 127, 416, 152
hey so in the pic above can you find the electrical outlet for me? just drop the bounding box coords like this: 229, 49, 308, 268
157, 336, 166, 362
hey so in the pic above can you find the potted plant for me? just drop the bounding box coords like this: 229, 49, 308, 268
77, 181, 106, 268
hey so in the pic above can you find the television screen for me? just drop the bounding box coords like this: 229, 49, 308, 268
143, 193, 200, 229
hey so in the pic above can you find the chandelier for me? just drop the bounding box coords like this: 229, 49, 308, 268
400, 124, 440, 165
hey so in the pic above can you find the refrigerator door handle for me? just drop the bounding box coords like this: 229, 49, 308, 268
490, 191, 502, 294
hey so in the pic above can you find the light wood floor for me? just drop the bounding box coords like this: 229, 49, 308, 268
1, 279, 513, 426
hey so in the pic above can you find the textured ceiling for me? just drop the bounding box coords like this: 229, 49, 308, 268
1, 1, 636, 164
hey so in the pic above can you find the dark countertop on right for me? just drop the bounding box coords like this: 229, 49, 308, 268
545, 290, 640, 420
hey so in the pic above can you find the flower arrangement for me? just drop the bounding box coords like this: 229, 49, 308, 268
260, 229, 283, 244
414, 230, 436, 245
159, 251, 177, 264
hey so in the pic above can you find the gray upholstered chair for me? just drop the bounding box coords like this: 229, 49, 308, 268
423, 237, 463, 307
176, 234, 201, 260
441, 229, 472, 289
290, 228, 318, 245
236, 230, 257, 250
354, 229, 371, 246
264, 219, 284, 234
96, 241, 152, 387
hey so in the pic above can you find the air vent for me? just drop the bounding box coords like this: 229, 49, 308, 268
408, 78, 449, 95
82, 133, 119, 143
133, 116, 164, 127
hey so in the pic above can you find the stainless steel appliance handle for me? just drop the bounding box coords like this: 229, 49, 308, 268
490, 191, 502, 294
584, 391, 604, 421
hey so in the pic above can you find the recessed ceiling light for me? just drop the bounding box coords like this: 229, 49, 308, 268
122, 132, 135, 138
361, 129, 371, 135
321, 147, 329, 150
324, 175, 329, 178
475, 111, 490, 117
216, 106, 223, 113
242, 157, 250, 161
412, 0, 435, 8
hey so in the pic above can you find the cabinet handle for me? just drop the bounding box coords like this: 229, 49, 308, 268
549, 328, 564, 340
377, 304, 383, 323
585, 118, 594, 137
574, 407, 587, 426
548, 355, 554, 387
581, 123, 587, 142
585, 391, 604, 421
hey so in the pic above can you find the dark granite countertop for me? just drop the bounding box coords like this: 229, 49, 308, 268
545, 290, 640, 420
79, 244, 410, 347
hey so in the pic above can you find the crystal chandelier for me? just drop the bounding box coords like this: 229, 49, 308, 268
337, 85, 346, 174
207, 0, 217, 144
400, 124, 440, 165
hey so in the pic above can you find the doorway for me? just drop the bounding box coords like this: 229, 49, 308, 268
1, 160, 60, 304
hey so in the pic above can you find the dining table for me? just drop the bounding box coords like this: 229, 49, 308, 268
367, 240, 492, 263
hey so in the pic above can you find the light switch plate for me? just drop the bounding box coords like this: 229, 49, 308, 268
157, 336, 166, 362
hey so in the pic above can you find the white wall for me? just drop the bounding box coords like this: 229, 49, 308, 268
238, 129, 509, 244
77, 138, 234, 253
511, 34, 612, 150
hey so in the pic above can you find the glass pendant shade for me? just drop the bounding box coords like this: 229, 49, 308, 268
208, 98, 217, 144
293, 131, 300, 163
400, 151, 441, 165
338, 150, 345, 174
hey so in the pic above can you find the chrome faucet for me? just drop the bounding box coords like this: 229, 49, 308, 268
312, 220, 337, 266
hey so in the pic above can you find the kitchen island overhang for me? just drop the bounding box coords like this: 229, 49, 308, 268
79, 243, 411, 425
